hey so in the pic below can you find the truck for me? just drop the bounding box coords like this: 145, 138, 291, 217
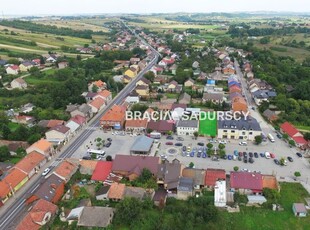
267, 133, 275, 143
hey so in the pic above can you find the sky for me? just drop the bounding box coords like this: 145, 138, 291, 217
1, 0, 310, 16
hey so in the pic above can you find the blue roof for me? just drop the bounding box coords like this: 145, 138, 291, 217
130, 135, 154, 152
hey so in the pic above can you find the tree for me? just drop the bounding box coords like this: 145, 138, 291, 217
260, 37, 270, 44
193, 131, 198, 139
207, 143, 213, 149
1, 124, 11, 140
27, 133, 41, 144
288, 140, 296, 147
282, 133, 289, 140
233, 166, 239, 172
254, 135, 263, 145
279, 157, 286, 166
167, 130, 173, 136
294, 171, 301, 179
106, 155, 113, 161
189, 162, 194, 168
218, 143, 225, 150
263, 188, 280, 202
115, 197, 142, 226
0, 146, 10, 161
91, 84, 99, 93
143, 71, 155, 82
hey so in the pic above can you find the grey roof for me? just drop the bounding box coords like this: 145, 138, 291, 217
218, 116, 262, 131
124, 187, 147, 200
176, 120, 199, 128
182, 168, 206, 186
203, 93, 224, 101
263, 109, 277, 119
179, 92, 191, 103
78, 207, 114, 228
66, 104, 78, 113
96, 185, 111, 196
177, 177, 193, 192
33, 174, 64, 202
252, 90, 277, 99
79, 104, 92, 113
130, 135, 154, 152
157, 159, 181, 190
293, 203, 307, 213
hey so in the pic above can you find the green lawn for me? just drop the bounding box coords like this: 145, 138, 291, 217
295, 125, 310, 132
199, 112, 217, 136
8, 122, 19, 132
165, 93, 179, 99
219, 183, 310, 230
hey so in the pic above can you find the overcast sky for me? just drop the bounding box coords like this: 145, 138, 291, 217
2, 0, 310, 15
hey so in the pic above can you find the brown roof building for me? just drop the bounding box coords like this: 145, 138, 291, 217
107, 183, 126, 201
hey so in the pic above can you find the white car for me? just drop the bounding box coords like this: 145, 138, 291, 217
265, 152, 271, 159
219, 140, 227, 144
42, 167, 51, 176
239, 141, 247, 146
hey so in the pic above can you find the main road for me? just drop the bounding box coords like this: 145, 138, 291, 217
0, 27, 159, 230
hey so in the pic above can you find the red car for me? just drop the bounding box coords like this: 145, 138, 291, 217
270, 153, 275, 158
166, 142, 173, 145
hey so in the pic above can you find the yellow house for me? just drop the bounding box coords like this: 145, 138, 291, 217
122, 75, 132, 84
135, 85, 149, 97
19, 62, 34, 72
124, 69, 136, 78
136, 77, 151, 87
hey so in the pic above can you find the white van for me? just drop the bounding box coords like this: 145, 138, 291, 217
265, 152, 271, 159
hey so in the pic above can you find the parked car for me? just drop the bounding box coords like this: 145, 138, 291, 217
202, 153, 207, 158
243, 158, 248, 163
274, 159, 280, 165
190, 151, 195, 157
197, 142, 204, 146
182, 146, 187, 151
238, 152, 243, 157
265, 152, 271, 159
238, 156, 242, 161
227, 155, 233, 160
249, 157, 254, 164
287, 156, 293, 162
254, 152, 258, 158
243, 152, 248, 158
82, 156, 91, 160
234, 150, 239, 156
260, 153, 265, 158
175, 143, 183, 146
270, 153, 275, 158
166, 142, 173, 145
221, 154, 227, 160
166, 136, 174, 140
107, 138, 112, 142
276, 133, 282, 139
177, 137, 184, 141
249, 152, 253, 158
239, 141, 247, 146
296, 152, 302, 158
219, 140, 227, 144
105, 142, 111, 148
197, 152, 201, 158
42, 167, 51, 176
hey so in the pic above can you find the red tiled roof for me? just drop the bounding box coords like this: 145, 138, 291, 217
27, 139, 51, 153
0, 168, 28, 198
96, 90, 111, 99
292, 136, 308, 145
8, 65, 20, 70
125, 119, 148, 128
205, 169, 226, 186
70, 115, 86, 125
14, 151, 45, 175
16, 199, 58, 230
107, 183, 125, 200
54, 160, 78, 181
147, 120, 174, 133
280, 122, 299, 138
230, 172, 262, 191
49, 125, 70, 134
47, 120, 65, 128
100, 105, 126, 122
91, 161, 113, 181
89, 97, 105, 110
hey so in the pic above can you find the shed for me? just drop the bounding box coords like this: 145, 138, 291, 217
292, 203, 307, 217
247, 195, 267, 205
130, 135, 154, 155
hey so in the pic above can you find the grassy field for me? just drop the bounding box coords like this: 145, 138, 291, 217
219, 182, 310, 230
295, 125, 310, 132
199, 112, 217, 136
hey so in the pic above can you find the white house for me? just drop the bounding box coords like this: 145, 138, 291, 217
6, 65, 20, 75
10, 78, 27, 89
45, 125, 71, 145
214, 180, 226, 207
176, 120, 199, 136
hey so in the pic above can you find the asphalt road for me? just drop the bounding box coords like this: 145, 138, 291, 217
0, 38, 159, 230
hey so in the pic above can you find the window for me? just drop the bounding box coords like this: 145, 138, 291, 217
249, 132, 253, 135
231, 130, 235, 133
242, 132, 245, 135
223, 130, 227, 132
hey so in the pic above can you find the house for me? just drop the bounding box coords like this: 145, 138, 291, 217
280, 122, 308, 148
229, 85, 242, 94
125, 96, 140, 104
125, 119, 148, 133
223, 65, 235, 75
192, 61, 199, 69
78, 160, 98, 175
247, 195, 267, 205
136, 77, 151, 87
26, 139, 53, 157
262, 175, 279, 191
53, 160, 78, 182
45, 125, 71, 144
135, 85, 149, 97
47, 120, 65, 129
169, 64, 177, 75
67, 104, 93, 120
122, 74, 132, 84
58, 61, 69, 69
77, 207, 115, 228
217, 116, 262, 141
6, 65, 20, 75
112, 155, 159, 181
12, 115, 35, 125
203, 93, 224, 104
65, 115, 86, 134
96, 185, 111, 200
184, 78, 195, 87
26, 174, 65, 204
178, 92, 191, 105
13, 151, 47, 179
16, 199, 58, 230
45, 54, 58, 63
157, 159, 182, 190
292, 203, 308, 217
130, 135, 154, 155
84, 92, 97, 102
177, 177, 194, 200
205, 168, 226, 189
124, 68, 136, 78
0, 168, 28, 206
107, 183, 126, 201
11, 78, 27, 89
130, 57, 140, 64
19, 62, 34, 72
88, 97, 105, 113
88, 80, 106, 92
263, 109, 279, 122
167, 80, 182, 93
230, 171, 263, 195
252, 90, 277, 105
182, 168, 206, 191
20, 103, 35, 113
138, 60, 147, 70
214, 180, 227, 207
232, 96, 247, 113
147, 120, 175, 135
153, 189, 167, 206
176, 120, 199, 136
91, 161, 113, 182
124, 186, 148, 200
100, 105, 126, 130
94, 90, 112, 103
